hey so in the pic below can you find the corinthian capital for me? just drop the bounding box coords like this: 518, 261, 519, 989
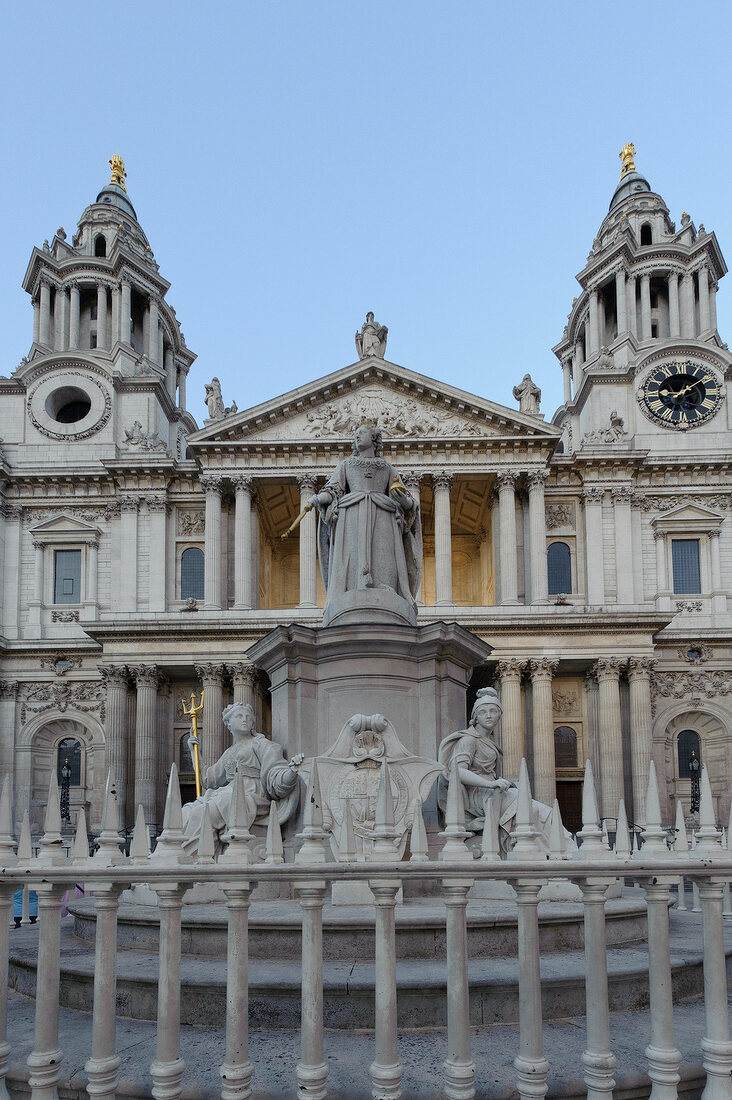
431, 472, 453, 492
627, 656, 657, 679
594, 657, 621, 680
496, 470, 518, 491
527, 657, 558, 680
131, 664, 159, 688
98, 663, 129, 687
527, 469, 549, 490
581, 486, 605, 504
199, 475, 223, 495
497, 658, 524, 680
296, 473, 318, 495
195, 662, 228, 686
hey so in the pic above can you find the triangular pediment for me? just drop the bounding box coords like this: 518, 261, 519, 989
652, 502, 724, 527
188, 359, 560, 447
29, 514, 101, 537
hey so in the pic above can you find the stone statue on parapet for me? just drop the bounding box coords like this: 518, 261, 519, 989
311, 422, 422, 627
355, 312, 388, 359
181, 701, 303, 854
438, 687, 572, 857
512, 373, 542, 416
204, 377, 237, 420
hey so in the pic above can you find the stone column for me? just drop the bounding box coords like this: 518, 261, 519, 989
296, 884, 329, 1099
574, 338, 584, 371
54, 288, 68, 350
644, 881, 682, 1094
528, 470, 549, 605
233, 477, 254, 609
403, 472, 423, 602
120, 279, 132, 345
32, 297, 40, 344
615, 269, 627, 334
595, 658, 623, 820
111, 286, 120, 346
178, 366, 187, 408
562, 358, 572, 405
611, 486, 634, 604
627, 658, 655, 827
668, 272, 680, 338
710, 280, 719, 331
626, 275, 637, 337
680, 272, 695, 337
582, 487, 605, 605
640, 274, 652, 340
220, 886, 254, 1099
529, 658, 558, 806
84, 885, 122, 1100
369, 879, 403, 1099
39, 280, 51, 346
710, 529, 725, 613
202, 476, 223, 610
297, 474, 318, 608
100, 665, 129, 830
164, 346, 176, 401
584, 668, 602, 787
87, 538, 99, 610
589, 289, 600, 355
229, 662, 257, 710
27, 885, 66, 1100
654, 530, 668, 611
195, 663, 227, 766
132, 665, 159, 826
119, 498, 138, 613
513, 883, 550, 1096
697, 266, 711, 332
150, 888, 185, 1100
156, 678, 173, 826
148, 296, 159, 363
33, 542, 44, 603
497, 659, 524, 781
96, 284, 107, 349
69, 283, 80, 349
597, 294, 606, 348
432, 473, 453, 605
497, 471, 519, 605
698, 881, 732, 1094
442, 879, 476, 1098
147, 497, 168, 613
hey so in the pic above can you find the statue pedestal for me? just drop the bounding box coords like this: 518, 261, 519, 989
248, 620, 492, 761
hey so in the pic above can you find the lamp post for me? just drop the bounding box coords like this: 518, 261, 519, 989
688, 750, 700, 816
60, 758, 72, 823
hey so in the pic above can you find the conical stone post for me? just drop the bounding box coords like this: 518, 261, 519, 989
508, 759, 544, 861
439, 755, 473, 862
220, 768, 254, 866
409, 799, 429, 862
614, 800, 631, 859
572, 760, 613, 861
151, 764, 191, 865
265, 800, 284, 865
635, 761, 669, 860
295, 760, 328, 865
36, 772, 67, 867
694, 765, 723, 858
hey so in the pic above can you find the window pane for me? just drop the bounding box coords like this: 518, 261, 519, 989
181, 547, 205, 600
554, 725, 578, 768
57, 738, 82, 785
54, 549, 81, 604
677, 729, 701, 778
672, 539, 700, 594
547, 542, 572, 595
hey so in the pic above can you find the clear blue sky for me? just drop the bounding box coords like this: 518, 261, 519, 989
2, 1, 731, 427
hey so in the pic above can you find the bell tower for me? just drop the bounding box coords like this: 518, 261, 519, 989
552, 144, 730, 454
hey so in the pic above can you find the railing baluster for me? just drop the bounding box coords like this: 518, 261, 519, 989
220, 884, 254, 1100
150, 886, 185, 1100
296, 882, 328, 1100
698, 878, 732, 1098
0, 886, 13, 1100
27, 884, 65, 1100
513, 881, 549, 1099
442, 878, 475, 1100
580, 879, 616, 1098
369, 878, 403, 1100
644, 879, 681, 1099
84, 885, 122, 1100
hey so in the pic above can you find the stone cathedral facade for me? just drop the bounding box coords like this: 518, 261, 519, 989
1, 147, 731, 836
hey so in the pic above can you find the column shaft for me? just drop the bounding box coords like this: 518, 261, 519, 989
697, 267, 710, 332
54, 288, 67, 350
147, 499, 167, 613
654, 532, 668, 611
615, 269, 627, 334
220, 888, 254, 1100
433, 474, 453, 605
562, 360, 572, 405
150, 890, 185, 1100
148, 296, 159, 363
120, 281, 132, 345
529, 659, 558, 806
195, 665, 227, 767
626, 276, 637, 337
514, 883, 550, 1098
39, 281, 51, 346
498, 472, 519, 605
612, 487, 634, 604
96, 284, 107, 348
101, 667, 128, 829
596, 660, 623, 819
111, 286, 120, 346
680, 273, 695, 337
443, 881, 475, 1100
298, 475, 318, 607
644, 883, 681, 1096
296, 886, 328, 1099
69, 284, 80, 348
640, 275, 652, 340
583, 489, 605, 605
581, 882, 616, 1098
203, 478, 223, 609
119, 501, 138, 612
33, 298, 41, 344
528, 471, 548, 604
627, 660, 654, 827
85, 888, 121, 1100
234, 478, 254, 609
369, 880, 403, 1099
710, 281, 718, 331
589, 290, 600, 355
498, 661, 524, 781
668, 273, 680, 338
133, 666, 159, 826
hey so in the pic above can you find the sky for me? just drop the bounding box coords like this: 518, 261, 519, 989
2, 1, 732, 428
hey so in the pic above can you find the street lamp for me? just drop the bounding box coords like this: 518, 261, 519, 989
60, 758, 72, 823
688, 749, 700, 816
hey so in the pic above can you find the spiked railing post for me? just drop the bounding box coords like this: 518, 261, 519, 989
95, 771, 125, 866
508, 759, 544, 861
674, 800, 689, 910
151, 764, 191, 865
693, 764, 723, 858
72, 809, 91, 865
548, 799, 568, 861
130, 805, 151, 866
409, 798, 429, 862
439, 755, 473, 862
36, 771, 66, 866
573, 760, 613, 861
265, 800, 284, 865
295, 761, 328, 865
614, 799, 631, 859
339, 799, 356, 862
481, 792, 501, 860
635, 760, 669, 859
17, 811, 32, 865
196, 804, 216, 866
220, 767, 254, 866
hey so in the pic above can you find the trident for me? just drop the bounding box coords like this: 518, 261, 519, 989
182, 690, 205, 797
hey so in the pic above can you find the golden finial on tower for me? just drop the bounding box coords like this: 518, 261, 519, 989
619, 142, 636, 179
109, 155, 127, 192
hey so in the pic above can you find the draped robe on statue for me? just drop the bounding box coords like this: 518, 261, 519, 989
316, 454, 422, 627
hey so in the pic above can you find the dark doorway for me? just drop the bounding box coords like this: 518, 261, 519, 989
556, 780, 583, 833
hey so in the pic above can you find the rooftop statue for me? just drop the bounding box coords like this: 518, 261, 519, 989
182, 701, 303, 852
204, 377, 237, 420
312, 423, 422, 626
438, 687, 568, 856
355, 312, 388, 359
619, 141, 636, 178
109, 154, 128, 192
512, 373, 541, 416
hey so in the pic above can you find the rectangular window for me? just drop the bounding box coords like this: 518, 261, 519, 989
672, 539, 701, 594
54, 549, 81, 604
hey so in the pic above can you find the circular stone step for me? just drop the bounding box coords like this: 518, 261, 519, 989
66, 894, 651, 961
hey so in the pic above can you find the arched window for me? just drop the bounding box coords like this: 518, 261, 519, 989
181, 547, 205, 600
547, 542, 572, 595
94, 235, 107, 257
56, 738, 82, 785
640, 223, 652, 245
554, 725, 578, 768
677, 729, 701, 778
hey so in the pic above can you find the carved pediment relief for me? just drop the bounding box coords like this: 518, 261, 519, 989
29, 514, 102, 541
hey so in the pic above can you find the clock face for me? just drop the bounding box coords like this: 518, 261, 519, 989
640, 360, 723, 428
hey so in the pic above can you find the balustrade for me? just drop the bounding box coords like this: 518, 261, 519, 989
1, 762, 731, 1100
